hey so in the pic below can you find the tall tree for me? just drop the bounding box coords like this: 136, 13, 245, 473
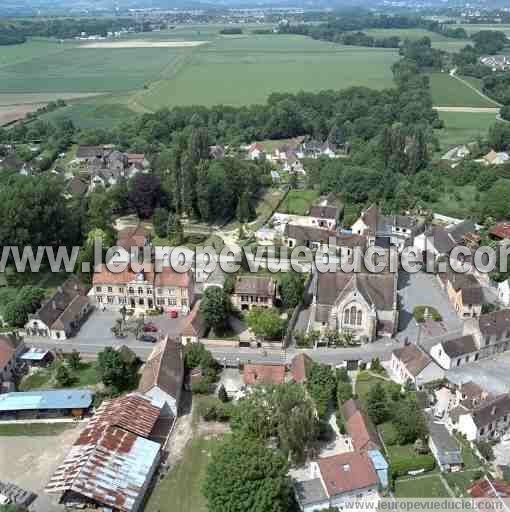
200, 287, 232, 336
203, 434, 291, 512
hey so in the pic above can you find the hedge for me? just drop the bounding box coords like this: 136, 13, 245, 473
391, 454, 436, 478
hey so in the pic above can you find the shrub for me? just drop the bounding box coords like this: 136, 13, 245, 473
476, 440, 495, 461
198, 397, 234, 422
413, 305, 442, 323
336, 411, 346, 435
191, 380, 210, 394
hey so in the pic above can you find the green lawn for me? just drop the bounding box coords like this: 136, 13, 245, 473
436, 111, 496, 149
427, 183, 481, 219
0, 423, 77, 436
278, 189, 320, 216
135, 35, 399, 111
456, 24, 510, 36
428, 72, 497, 108
444, 470, 480, 497
19, 362, 100, 391
354, 370, 390, 405
145, 435, 223, 512
394, 475, 450, 498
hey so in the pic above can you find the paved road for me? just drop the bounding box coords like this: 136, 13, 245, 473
433, 106, 500, 113
26, 334, 399, 365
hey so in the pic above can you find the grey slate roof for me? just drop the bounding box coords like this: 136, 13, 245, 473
309, 205, 338, 220
440, 335, 478, 358
472, 393, 510, 429
479, 310, 510, 337
427, 416, 462, 466
316, 272, 396, 311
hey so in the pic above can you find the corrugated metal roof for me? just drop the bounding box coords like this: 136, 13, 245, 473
46, 426, 160, 512
0, 389, 93, 412
20, 348, 50, 361
46, 393, 161, 512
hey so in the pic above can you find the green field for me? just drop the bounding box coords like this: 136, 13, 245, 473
436, 111, 496, 148
134, 35, 399, 110
394, 475, 450, 498
457, 23, 510, 36
146, 435, 223, 512
278, 189, 320, 216
428, 72, 497, 107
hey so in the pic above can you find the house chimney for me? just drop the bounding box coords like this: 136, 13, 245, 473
52, 301, 57, 310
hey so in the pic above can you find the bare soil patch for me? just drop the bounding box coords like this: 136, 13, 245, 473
80, 40, 208, 49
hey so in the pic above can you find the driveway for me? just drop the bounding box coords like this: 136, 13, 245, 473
397, 271, 462, 345
25, 309, 186, 359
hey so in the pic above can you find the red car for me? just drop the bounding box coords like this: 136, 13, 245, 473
169, 310, 178, 319
143, 323, 158, 332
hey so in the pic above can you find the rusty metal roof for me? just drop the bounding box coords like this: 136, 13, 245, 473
45, 393, 161, 512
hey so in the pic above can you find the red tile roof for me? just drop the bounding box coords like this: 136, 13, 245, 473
489, 222, 510, 240
243, 363, 286, 386
468, 478, 510, 498
318, 451, 378, 497
154, 266, 191, 288
342, 399, 381, 452
79, 393, 161, 443
181, 301, 205, 338
290, 353, 313, 383
0, 336, 15, 372
92, 263, 154, 286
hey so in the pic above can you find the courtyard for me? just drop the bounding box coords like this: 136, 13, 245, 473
0, 423, 83, 512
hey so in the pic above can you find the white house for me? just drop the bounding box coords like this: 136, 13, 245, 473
247, 143, 264, 160
450, 393, 510, 442
138, 336, 183, 418
391, 344, 444, 388
498, 280, 510, 306
294, 451, 380, 512
429, 335, 480, 370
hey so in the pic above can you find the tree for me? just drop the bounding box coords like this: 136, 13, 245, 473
218, 384, 228, 403
279, 271, 305, 309
483, 180, 510, 220
366, 382, 389, 425
337, 381, 353, 405
128, 174, 163, 219
153, 207, 169, 238
203, 435, 291, 512
2, 286, 46, 327
55, 363, 75, 387
393, 396, 427, 444
230, 384, 318, 465
97, 347, 138, 393
167, 212, 184, 245
247, 307, 286, 341
200, 287, 232, 336
306, 363, 337, 419
68, 350, 81, 371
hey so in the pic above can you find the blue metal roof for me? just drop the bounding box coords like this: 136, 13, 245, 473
0, 389, 93, 412
368, 449, 388, 470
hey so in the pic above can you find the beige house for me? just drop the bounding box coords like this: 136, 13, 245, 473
438, 271, 485, 318
231, 276, 277, 311
90, 264, 194, 313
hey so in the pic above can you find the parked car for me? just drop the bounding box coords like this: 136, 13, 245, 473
169, 310, 179, 318
139, 335, 157, 343
143, 323, 158, 332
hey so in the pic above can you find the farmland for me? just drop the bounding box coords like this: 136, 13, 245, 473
436, 111, 497, 149
134, 35, 399, 111
428, 72, 498, 108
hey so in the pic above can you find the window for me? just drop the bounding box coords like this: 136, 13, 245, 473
107, 296, 114, 304
118, 287, 124, 293
182, 299, 188, 306
356, 309, 363, 326
147, 288, 152, 295
96, 286, 102, 292
108, 286, 113, 293
128, 287, 134, 294
169, 288, 176, 296
138, 287, 144, 295
168, 298, 177, 306
97, 296, 103, 303
456, 359, 461, 367
157, 297, 165, 306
